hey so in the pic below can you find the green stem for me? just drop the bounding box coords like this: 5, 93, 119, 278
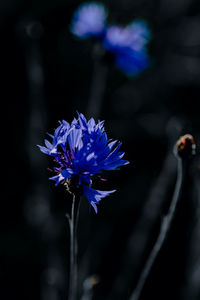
129, 158, 183, 300
68, 194, 81, 300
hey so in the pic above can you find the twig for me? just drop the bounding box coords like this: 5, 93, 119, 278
129, 134, 195, 300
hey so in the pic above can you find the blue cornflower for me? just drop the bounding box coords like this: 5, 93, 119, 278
38, 113, 129, 213
70, 3, 151, 76
70, 2, 107, 39
103, 21, 150, 75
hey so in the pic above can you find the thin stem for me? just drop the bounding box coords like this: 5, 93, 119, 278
68, 194, 81, 300
87, 54, 108, 119
129, 158, 183, 300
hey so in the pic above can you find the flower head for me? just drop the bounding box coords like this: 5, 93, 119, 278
70, 2, 107, 39
175, 134, 196, 158
103, 21, 150, 75
38, 113, 129, 213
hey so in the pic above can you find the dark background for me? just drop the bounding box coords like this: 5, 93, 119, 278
1, 0, 200, 299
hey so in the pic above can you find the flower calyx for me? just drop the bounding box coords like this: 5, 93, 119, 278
175, 134, 196, 159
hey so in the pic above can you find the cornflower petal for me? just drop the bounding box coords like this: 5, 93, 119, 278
83, 185, 116, 213
44, 139, 53, 149
62, 169, 73, 179
128, 20, 151, 51
68, 127, 83, 153
37, 145, 51, 155
49, 174, 65, 186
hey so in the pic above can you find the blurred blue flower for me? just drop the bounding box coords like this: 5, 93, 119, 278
38, 113, 129, 213
70, 3, 151, 76
70, 2, 107, 39
103, 21, 150, 75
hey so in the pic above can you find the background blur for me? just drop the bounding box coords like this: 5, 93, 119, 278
1, 0, 200, 299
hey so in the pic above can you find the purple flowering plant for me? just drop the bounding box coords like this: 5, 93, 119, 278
70, 2, 107, 39
70, 2, 151, 75
38, 113, 129, 213
103, 22, 150, 75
